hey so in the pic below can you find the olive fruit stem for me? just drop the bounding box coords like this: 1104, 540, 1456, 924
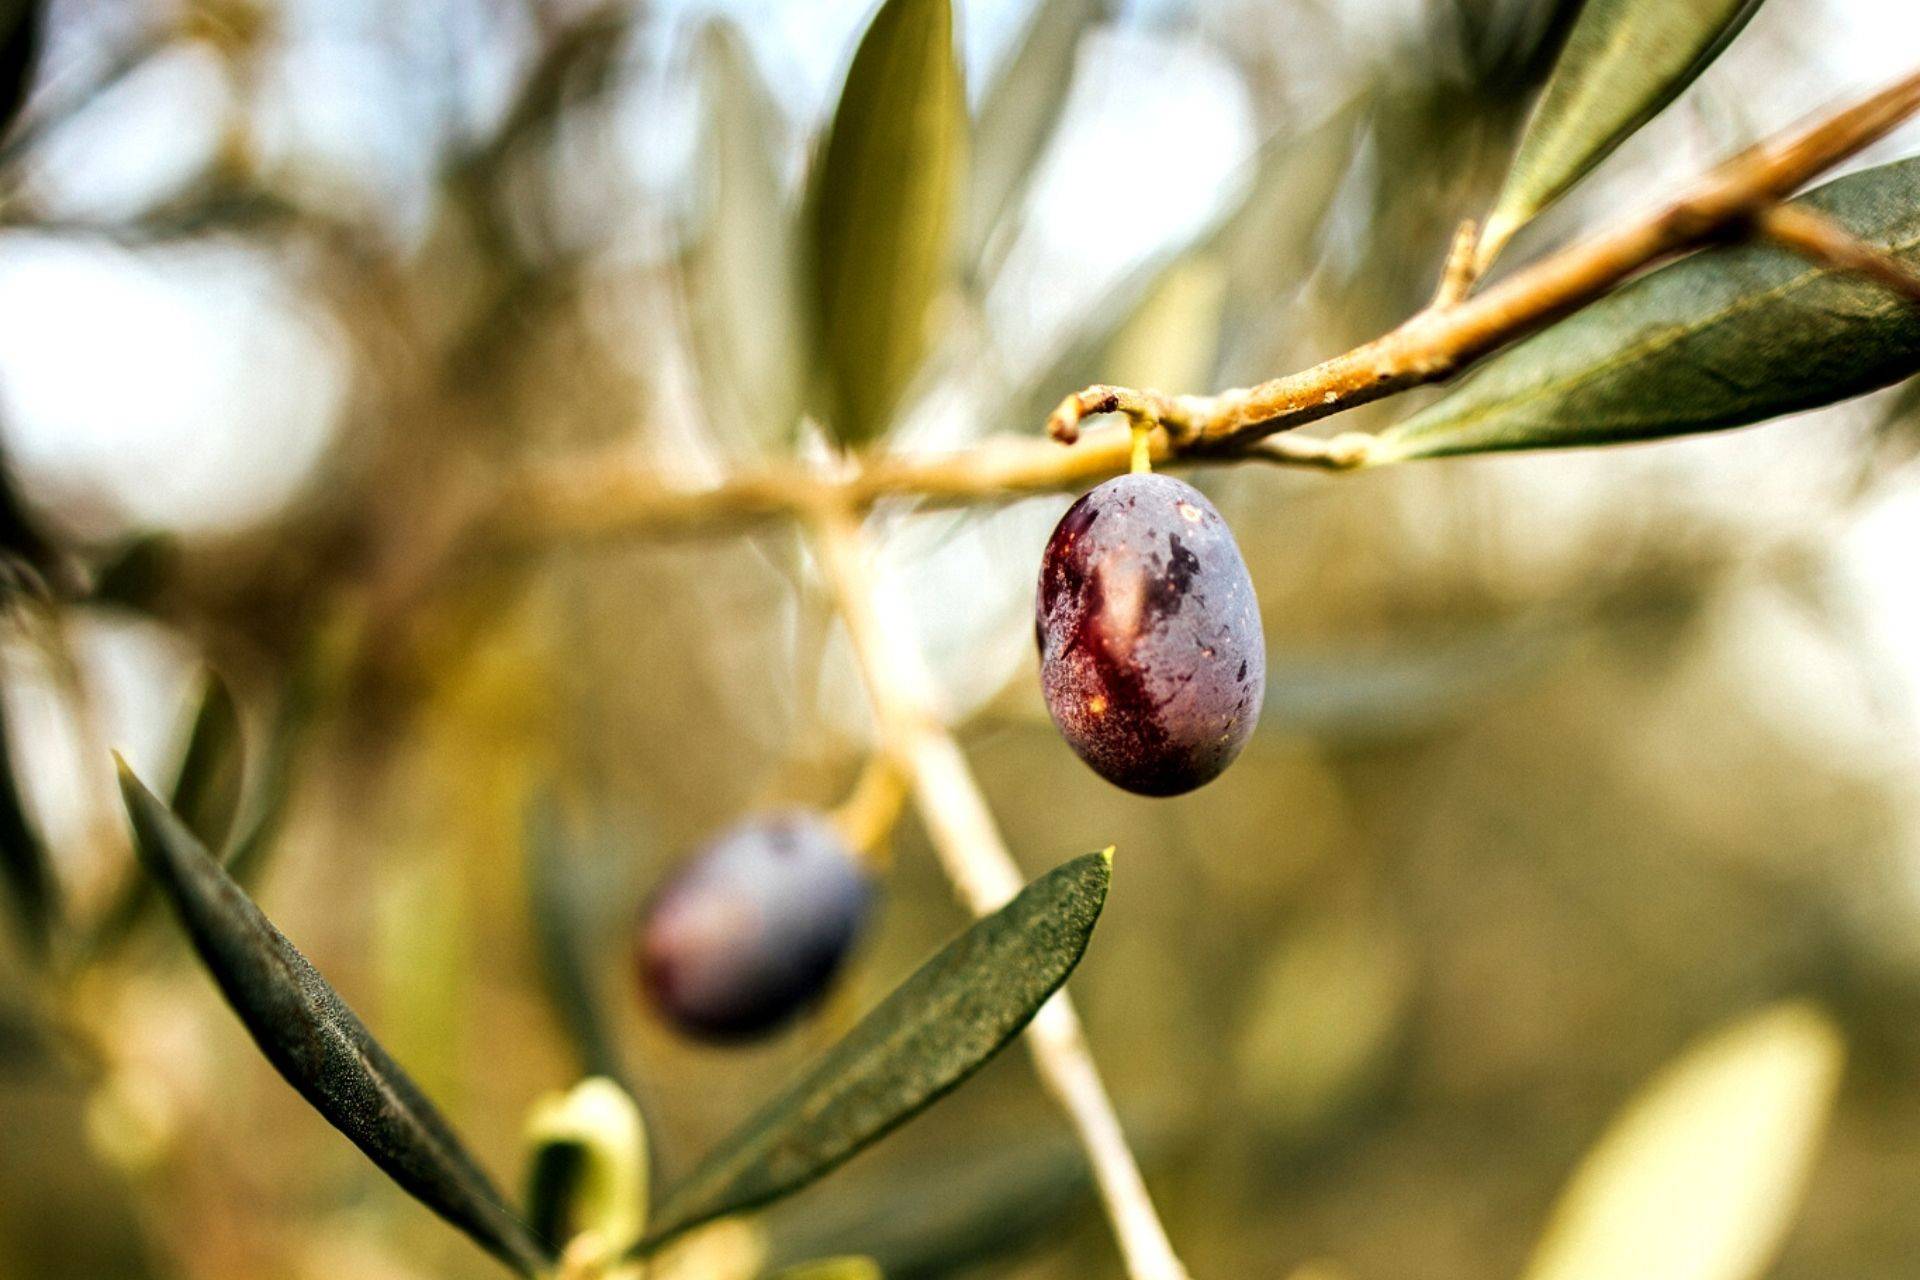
828, 754, 908, 868
1128, 421, 1153, 475
809, 505, 1192, 1280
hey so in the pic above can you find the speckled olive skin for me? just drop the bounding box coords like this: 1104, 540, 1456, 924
1036, 473, 1265, 796
637, 812, 873, 1040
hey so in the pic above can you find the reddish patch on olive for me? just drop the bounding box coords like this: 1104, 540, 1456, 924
637, 812, 873, 1040
1036, 473, 1265, 796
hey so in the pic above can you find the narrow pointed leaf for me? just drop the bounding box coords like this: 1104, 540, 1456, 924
1522, 1002, 1844, 1280
686, 20, 807, 454
638, 849, 1112, 1252
0, 685, 55, 959
1101, 254, 1228, 394
966, 0, 1105, 266
766, 1259, 883, 1280
171, 670, 244, 852
1478, 0, 1766, 268
0, 0, 40, 139
807, 0, 966, 447
90, 658, 312, 958
766, 1134, 1093, 1279
86, 671, 245, 952
1377, 156, 1920, 462
524, 793, 629, 1087
117, 763, 551, 1275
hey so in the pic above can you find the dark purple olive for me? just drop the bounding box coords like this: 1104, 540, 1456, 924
1036, 472, 1265, 796
637, 812, 873, 1040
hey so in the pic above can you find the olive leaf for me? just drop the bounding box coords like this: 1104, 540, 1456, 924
1374, 155, 1920, 462
636, 849, 1113, 1253
1101, 254, 1229, 396
523, 792, 629, 1088
966, 0, 1106, 269
85, 671, 245, 953
685, 19, 807, 456
765, 1134, 1092, 1280
169, 670, 245, 852
0, 677, 55, 960
0, 0, 40, 139
1477, 0, 1766, 270
1009, 104, 1361, 429
1521, 1002, 1843, 1280
117, 762, 552, 1275
764, 1259, 883, 1280
807, 0, 966, 448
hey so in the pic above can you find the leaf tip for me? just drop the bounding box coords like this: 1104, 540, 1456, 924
1097, 844, 1115, 867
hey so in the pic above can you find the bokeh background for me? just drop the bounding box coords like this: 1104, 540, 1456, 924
4, 0, 1920, 1276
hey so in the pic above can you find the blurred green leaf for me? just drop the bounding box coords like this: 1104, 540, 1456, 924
0, 1, 40, 139
1375, 156, 1920, 462
524, 1076, 648, 1255
85, 670, 245, 954
523, 792, 630, 1088
764, 1258, 882, 1280
807, 0, 966, 448
217, 640, 325, 893
966, 0, 1105, 269
1011, 105, 1361, 427
117, 763, 552, 1276
686, 20, 808, 454
1208, 103, 1368, 383
90, 533, 181, 612
637, 849, 1113, 1253
170, 671, 244, 853
766, 1134, 1093, 1280
1102, 254, 1229, 394
1478, 0, 1766, 269
0, 677, 55, 960
1521, 1002, 1844, 1280
1233, 900, 1413, 1136
90, 654, 316, 959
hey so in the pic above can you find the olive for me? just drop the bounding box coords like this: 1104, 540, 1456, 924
1036, 472, 1265, 796
637, 812, 873, 1039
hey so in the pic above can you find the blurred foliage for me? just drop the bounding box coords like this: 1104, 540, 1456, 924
0, 0, 1917, 1278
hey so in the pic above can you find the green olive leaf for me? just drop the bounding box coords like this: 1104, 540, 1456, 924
807, 0, 966, 448
117, 762, 552, 1276
1521, 1002, 1844, 1280
966, 0, 1106, 269
0, 1, 41, 139
0, 674, 55, 960
85, 670, 245, 953
169, 670, 245, 852
89, 652, 317, 959
764, 1258, 883, 1280
1478, 0, 1767, 270
636, 849, 1113, 1253
1101, 254, 1229, 396
523, 792, 630, 1088
765, 1134, 1093, 1280
1375, 155, 1920, 462
685, 19, 808, 456
1009, 104, 1361, 429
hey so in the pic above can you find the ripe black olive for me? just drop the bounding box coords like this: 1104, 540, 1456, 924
637, 812, 873, 1039
1036, 472, 1265, 796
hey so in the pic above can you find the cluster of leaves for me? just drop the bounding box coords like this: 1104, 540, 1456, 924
119, 756, 1110, 1276
1374, 0, 1920, 462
